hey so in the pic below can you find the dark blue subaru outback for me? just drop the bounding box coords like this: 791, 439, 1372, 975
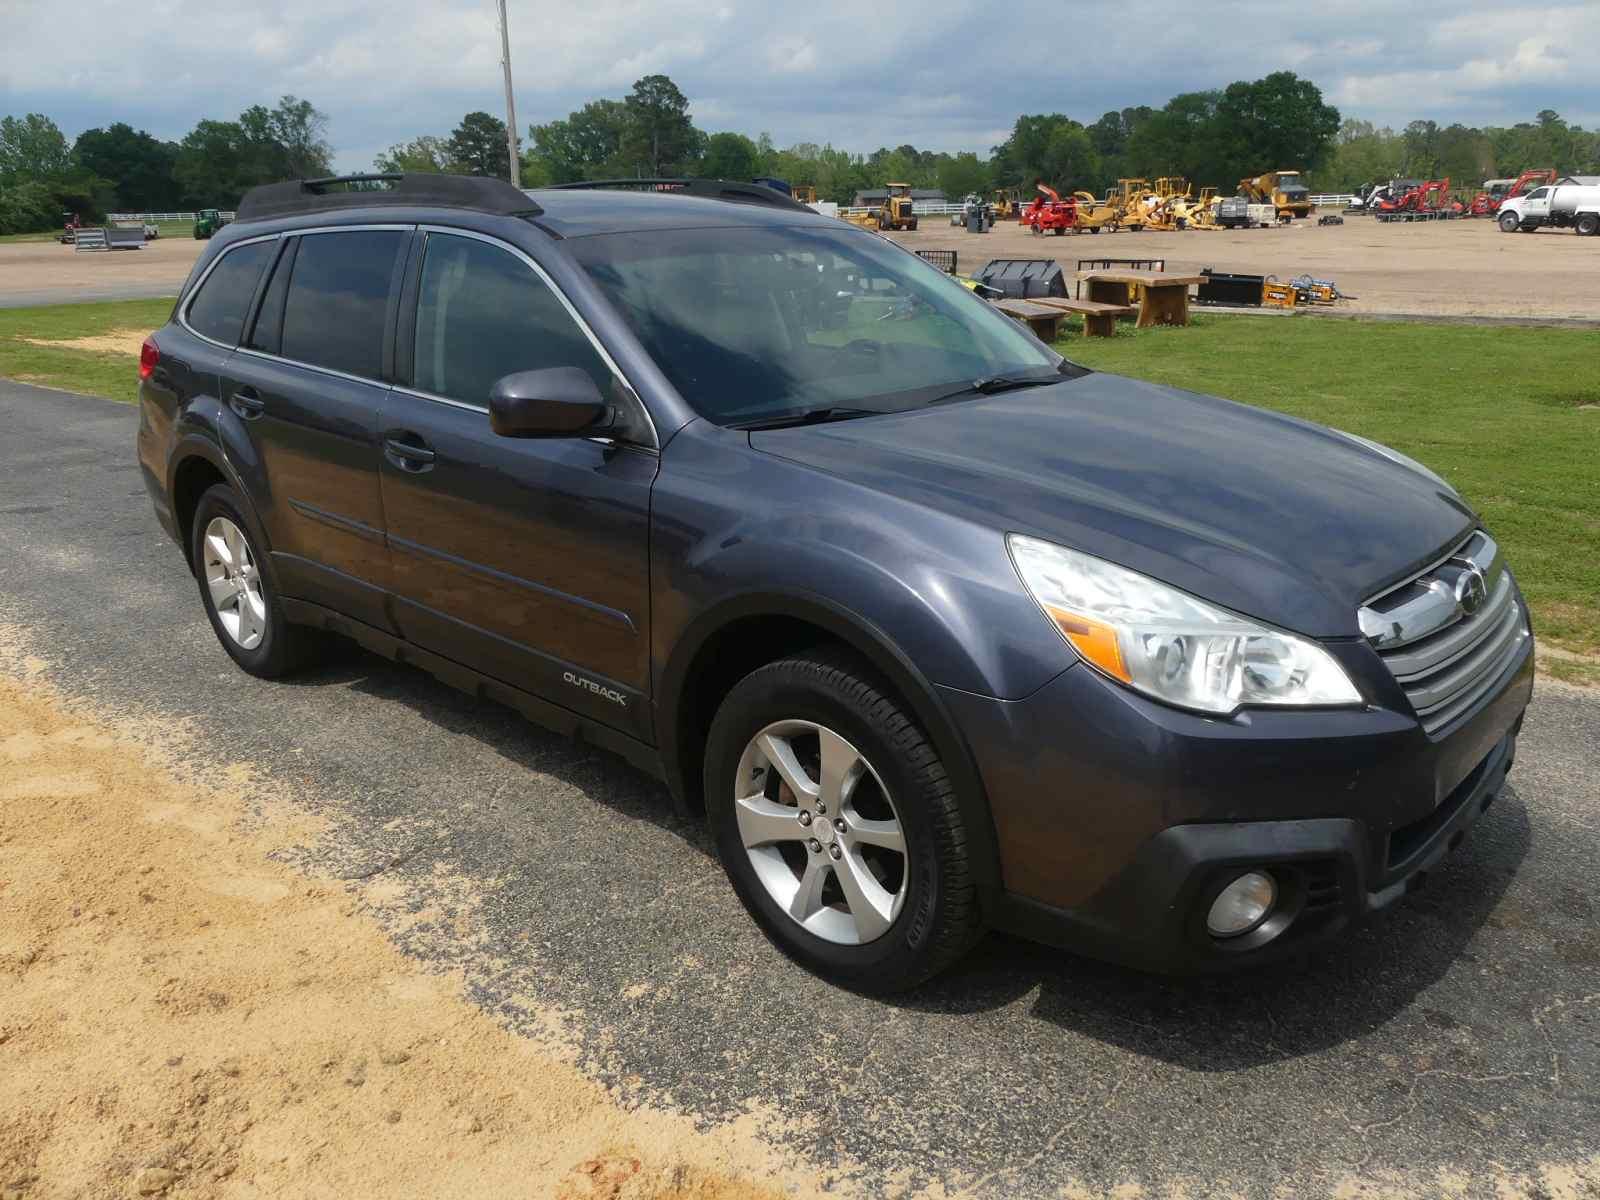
137, 174, 1533, 991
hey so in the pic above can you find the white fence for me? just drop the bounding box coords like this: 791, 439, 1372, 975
108, 211, 237, 222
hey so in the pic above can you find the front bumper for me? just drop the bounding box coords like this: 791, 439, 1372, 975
942, 626, 1534, 972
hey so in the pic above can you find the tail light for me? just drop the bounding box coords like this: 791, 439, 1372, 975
139, 337, 159, 380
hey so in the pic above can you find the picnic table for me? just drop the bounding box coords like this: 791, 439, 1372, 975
1075, 270, 1206, 328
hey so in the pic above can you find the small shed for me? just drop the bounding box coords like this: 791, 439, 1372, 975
851, 187, 947, 208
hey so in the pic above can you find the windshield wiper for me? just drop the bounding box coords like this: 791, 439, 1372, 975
927, 373, 1060, 406
733, 406, 881, 431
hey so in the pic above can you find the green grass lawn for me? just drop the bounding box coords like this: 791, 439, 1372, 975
0, 298, 173, 404
0, 300, 1594, 660
1059, 314, 1600, 658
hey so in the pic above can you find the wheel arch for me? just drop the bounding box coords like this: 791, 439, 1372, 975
167, 438, 271, 573
657, 589, 1005, 909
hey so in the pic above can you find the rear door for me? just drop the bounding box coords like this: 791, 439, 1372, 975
377, 228, 657, 737
219, 227, 409, 630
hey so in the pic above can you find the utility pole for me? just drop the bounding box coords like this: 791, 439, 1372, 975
497, 0, 520, 186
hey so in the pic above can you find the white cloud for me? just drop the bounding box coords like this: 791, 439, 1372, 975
1, 0, 1594, 170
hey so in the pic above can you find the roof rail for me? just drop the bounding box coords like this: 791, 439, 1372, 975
543, 178, 812, 211
235, 173, 542, 223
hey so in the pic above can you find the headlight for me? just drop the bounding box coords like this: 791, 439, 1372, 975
1008, 535, 1363, 715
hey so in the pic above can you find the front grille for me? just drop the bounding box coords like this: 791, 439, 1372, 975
1360, 531, 1531, 736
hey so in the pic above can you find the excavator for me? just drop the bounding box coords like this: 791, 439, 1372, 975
1467, 168, 1555, 217
1374, 178, 1462, 221
1238, 171, 1311, 222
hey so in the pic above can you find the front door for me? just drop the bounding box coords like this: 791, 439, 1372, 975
378, 230, 657, 738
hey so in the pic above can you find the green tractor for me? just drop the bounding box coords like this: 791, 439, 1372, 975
193, 208, 231, 239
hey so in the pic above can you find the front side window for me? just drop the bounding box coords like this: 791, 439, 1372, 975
186, 240, 275, 345
569, 224, 1060, 427
281, 230, 404, 380
412, 233, 615, 407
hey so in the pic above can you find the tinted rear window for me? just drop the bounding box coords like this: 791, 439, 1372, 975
281, 231, 404, 380
186, 240, 274, 345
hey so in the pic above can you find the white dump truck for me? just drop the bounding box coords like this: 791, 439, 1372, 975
1496, 183, 1600, 235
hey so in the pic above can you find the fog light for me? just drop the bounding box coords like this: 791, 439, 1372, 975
1207, 871, 1277, 938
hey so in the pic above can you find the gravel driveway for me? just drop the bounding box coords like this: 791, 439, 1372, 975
2, 377, 1596, 1198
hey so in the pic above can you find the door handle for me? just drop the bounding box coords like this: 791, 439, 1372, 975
384, 432, 436, 472
229, 387, 265, 420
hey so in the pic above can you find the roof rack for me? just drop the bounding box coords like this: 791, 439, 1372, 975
543, 178, 812, 211
234, 173, 542, 224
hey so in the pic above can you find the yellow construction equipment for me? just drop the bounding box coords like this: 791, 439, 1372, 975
1154, 177, 1191, 200
1070, 191, 1120, 232
1170, 186, 1219, 229
792, 185, 818, 205
1239, 171, 1312, 223
992, 188, 1022, 220
1261, 280, 1297, 308
1113, 179, 1163, 231
876, 182, 918, 232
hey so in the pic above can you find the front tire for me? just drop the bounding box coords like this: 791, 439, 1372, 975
1498, 211, 1520, 233
704, 652, 981, 993
191, 483, 317, 679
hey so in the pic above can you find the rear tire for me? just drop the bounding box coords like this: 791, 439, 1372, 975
704, 651, 982, 993
190, 483, 318, 679
1576, 213, 1599, 237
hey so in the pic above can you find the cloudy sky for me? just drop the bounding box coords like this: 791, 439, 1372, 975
3, 0, 1596, 170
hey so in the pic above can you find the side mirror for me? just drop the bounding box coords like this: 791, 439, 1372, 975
488, 367, 613, 439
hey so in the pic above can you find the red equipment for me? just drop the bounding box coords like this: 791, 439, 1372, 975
1021, 182, 1078, 236
1497, 168, 1556, 213
1376, 179, 1460, 219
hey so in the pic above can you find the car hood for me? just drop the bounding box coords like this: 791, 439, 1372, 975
749, 373, 1476, 638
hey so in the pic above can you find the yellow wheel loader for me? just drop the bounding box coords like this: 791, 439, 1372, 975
876, 182, 918, 232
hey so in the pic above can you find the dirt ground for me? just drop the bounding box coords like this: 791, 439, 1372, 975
0, 637, 837, 1200
888, 215, 1600, 320
2, 213, 1597, 320
0, 238, 202, 308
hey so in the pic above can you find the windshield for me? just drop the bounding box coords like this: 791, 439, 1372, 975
568, 224, 1062, 426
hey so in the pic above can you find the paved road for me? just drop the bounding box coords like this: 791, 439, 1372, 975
3, 378, 1597, 1197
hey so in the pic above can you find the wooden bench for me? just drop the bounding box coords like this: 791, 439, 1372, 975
990, 298, 1067, 341
1029, 297, 1135, 337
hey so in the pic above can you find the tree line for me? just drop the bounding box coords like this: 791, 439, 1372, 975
6, 71, 1599, 235
0, 96, 332, 234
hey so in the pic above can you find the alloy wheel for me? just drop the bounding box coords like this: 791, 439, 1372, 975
733, 720, 908, 945
202, 516, 267, 650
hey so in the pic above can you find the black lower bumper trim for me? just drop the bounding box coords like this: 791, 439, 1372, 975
992, 731, 1518, 973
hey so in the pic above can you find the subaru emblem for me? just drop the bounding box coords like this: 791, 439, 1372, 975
1454, 563, 1488, 616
